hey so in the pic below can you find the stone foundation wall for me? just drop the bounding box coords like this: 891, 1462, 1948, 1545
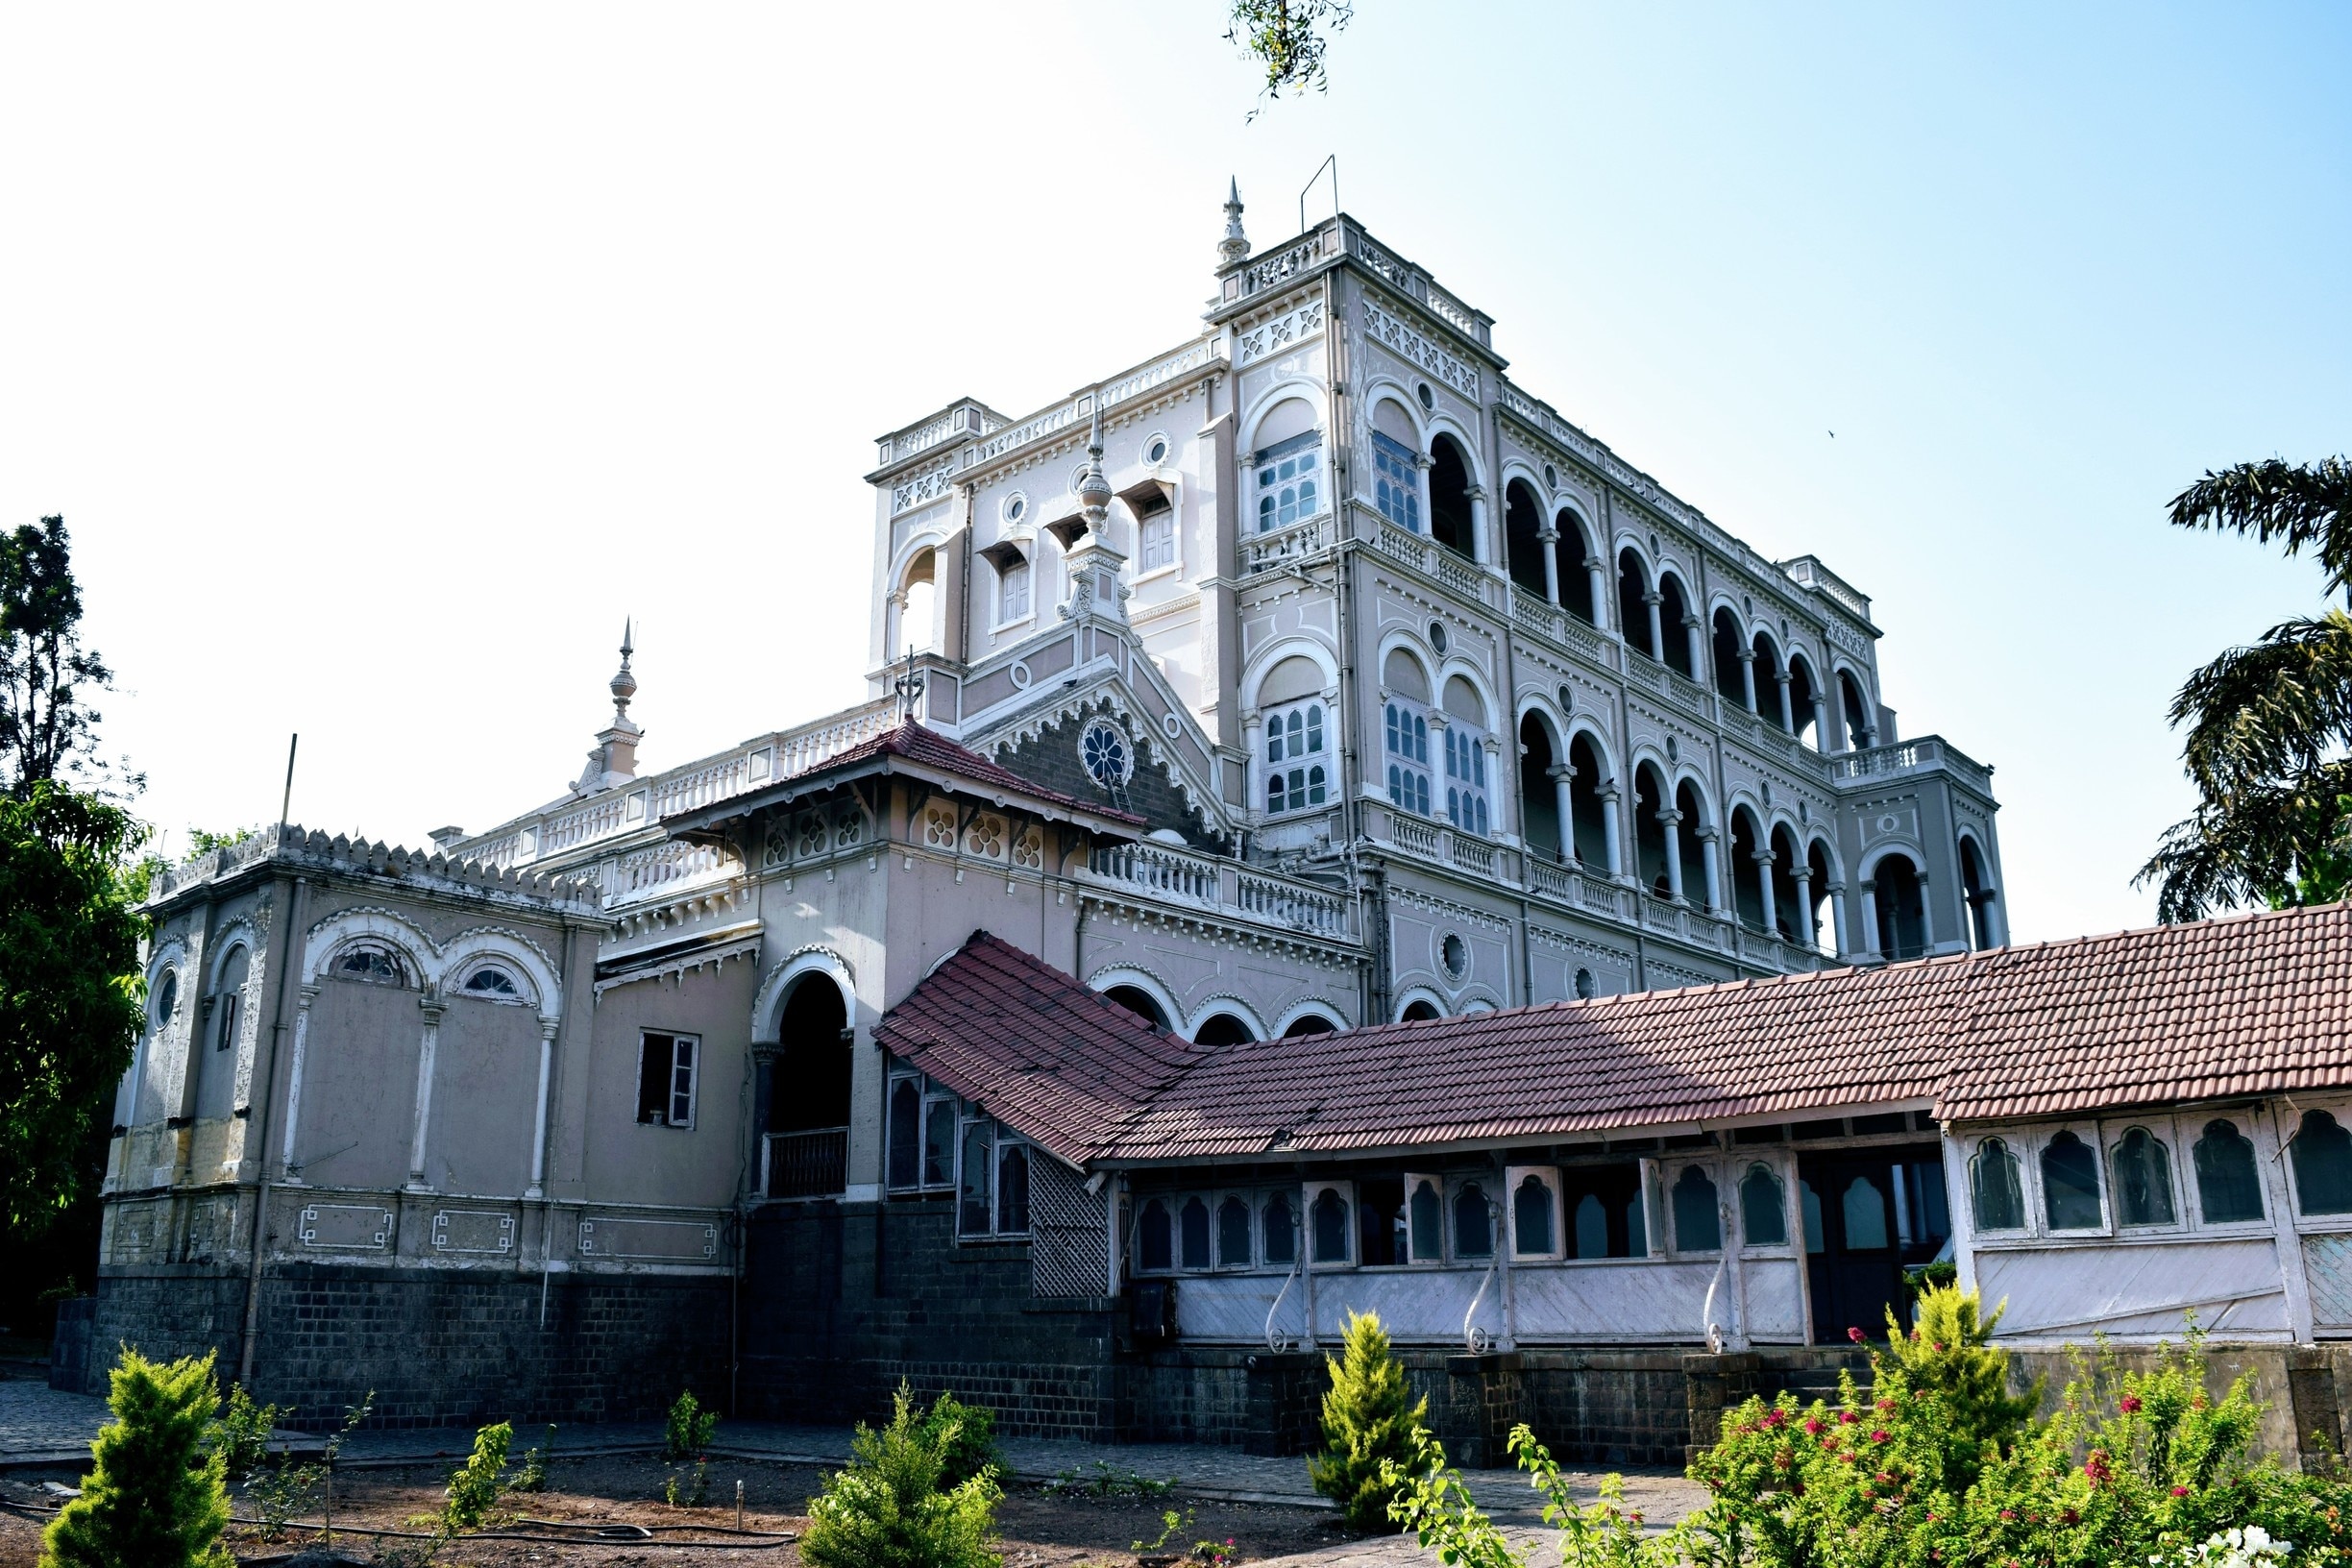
90, 1262, 729, 1430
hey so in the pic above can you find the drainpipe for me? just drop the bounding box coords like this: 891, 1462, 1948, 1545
238, 865, 308, 1388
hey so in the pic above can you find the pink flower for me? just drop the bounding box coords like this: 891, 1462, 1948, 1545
1871, 1430, 1890, 1444
2119, 1394, 2143, 1414
2170, 1485, 2189, 1498
1803, 1417, 1824, 1436
1839, 1410, 1859, 1425
2085, 1449, 2112, 1487
1998, 1509, 2015, 1522
1762, 1408, 1787, 1429
1849, 1327, 1867, 1343
1876, 1398, 1896, 1413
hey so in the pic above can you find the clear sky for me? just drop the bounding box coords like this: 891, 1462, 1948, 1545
3, 3, 2345, 944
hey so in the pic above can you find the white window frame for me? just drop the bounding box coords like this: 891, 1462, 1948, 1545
1441, 721, 1491, 837
2105, 1115, 2187, 1233
1506, 1164, 1564, 1262
884, 1070, 959, 1194
1254, 431, 1325, 534
1370, 429, 1422, 533
994, 551, 1033, 628
952, 1106, 1031, 1240
1734, 1154, 1796, 1255
1402, 1172, 1446, 1266
2177, 1110, 2273, 1233
2280, 1099, 2352, 1232
2033, 1122, 2112, 1237
1445, 1173, 1500, 1265
1304, 1179, 1356, 1269
1136, 502, 1179, 578
1964, 1132, 2035, 1238
639, 1030, 698, 1130
1383, 700, 1434, 818
1664, 1161, 1725, 1257
1262, 696, 1333, 819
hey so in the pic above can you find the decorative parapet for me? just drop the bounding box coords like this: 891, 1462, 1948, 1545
874, 399, 1008, 470
1829, 736, 1996, 800
450, 698, 898, 872
1213, 216, 1496, 355
1084, 841, 1357, 944
142, 823, 602, 914
1777, 555, 1874, 625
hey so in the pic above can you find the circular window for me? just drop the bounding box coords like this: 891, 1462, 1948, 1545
1002, 492, 1028, 525
1429, 621, 1449, 654
1557, 683, 1574, 715
1650, 531, 1660, 553
1440, 933, 1470, 981
1543, 463, 1558, 489
1079, 719, 1134, 789
1762, 782, 1774, 806
1143, 432, 1171, 466
1574, 968, 1598, 1000
1666, 736, 1679, 763
1744, 594, 1753, 616
1416, 382, 1435, 411
1069, 463, 1093, 496
1799, 800, 1810, 824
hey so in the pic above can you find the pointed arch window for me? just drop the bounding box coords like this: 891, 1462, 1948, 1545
2111, 1126, 2176, 1227
2193, 1119, 2265, 1224
2292, 1110, 2352, 1216
1672, 1166, 1722, 1252
2040, 1131, 2104, 1231
1217, 1196, 1254, 1267
1969, 1137, 2025, 1232
1739, 1163, 1788, 1246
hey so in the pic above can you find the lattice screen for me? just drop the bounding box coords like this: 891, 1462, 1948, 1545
1030, 1156, 1108, 1299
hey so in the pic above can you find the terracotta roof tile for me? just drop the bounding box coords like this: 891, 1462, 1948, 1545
814, 721, 1143, 826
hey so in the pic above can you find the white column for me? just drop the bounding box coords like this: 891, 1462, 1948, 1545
1584, 557, 1609, 628
1916, 871, 1938, 949
1599, 785, 1624, 876
1858, 880, 1881, 956
1698, 827, 1724, 913
526, 1015, 558, 1199
1811, 696, 1830, 752
1658, 808, 1685, 902
1983, 889, 2008, 946
1684, 616, 1705, 678
2256, 1104, 2318, 1343
1536, 527, 1561, 604
1643, 591, 1665, 659
278, 984, 319, 1181
406, 996, 446, 1192
1738, 649, 1757, 714
1754, 849, 1778, 936
1826, 882, 1851, 956
1940, 1134, 1978, 1298
1548, 765, 1576, 864
1467, 485, 1490, 565
1775, 672, 1796, 732
1790, 866, 1816, 950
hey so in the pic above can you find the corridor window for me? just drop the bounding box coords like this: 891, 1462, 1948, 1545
956, 1112, 1029, 1238
2193, 1119, 2265, 1224
1508, 1167, 1562, 1260
1739, 1163, 1788, 1247
1672, 1166, 1722, 1252
1443, 726, 1489, 835
1255, 433, 1322, 532
1372, 431, 1421, 532
1138, 1198, 1173, 1271
1217, 1195, 1254, 1267
1308, 1183, 1353, 1265
2111, 1126, 2177, 1227
2292, 1110, 2352, 1216
1970, 1138, 2025, 1232
1407, 1176, 1444, 1263
1451, 1181, 1494, 1260
1180, 1196, 1212, 1269
1263, 698, 1330, 816
1262, 1191, 1297, 1265
885, 1073, 956, 1191
636, 1032, 698, 1128
2040, 1131, 2105, 1231
1384, 702, 1433, 816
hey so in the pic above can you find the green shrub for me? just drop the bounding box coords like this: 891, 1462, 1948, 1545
41, 1347, 233, 1568
1309, 1310, 1431, 1531
665, 1387, 718, 1461
437, 1421, 513, 1537
800, 1383, 1001, 1568
918, 1390, 1000, 1488
508, 1424, 555, 1493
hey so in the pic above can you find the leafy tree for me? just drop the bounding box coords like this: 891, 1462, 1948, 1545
664, 1386, 718, 1459
1227, 0, 1352, 103
0, 515, 126, 797
41, 1347, 232, 1568
2140, 457, 2352, 919
918, 1390, 1000, 1488
1, 785, 147, 1241
800, 1383, 1002, 1568
1309, 1309, 1430, 1531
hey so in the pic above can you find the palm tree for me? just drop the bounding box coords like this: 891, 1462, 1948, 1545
2138, 457, 2352, 919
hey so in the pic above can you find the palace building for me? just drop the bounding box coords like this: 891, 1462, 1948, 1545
81, 194, 2352, 1466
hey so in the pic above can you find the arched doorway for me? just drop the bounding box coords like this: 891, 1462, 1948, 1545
768, 977, 851, 1198
1429, 435, 1475, 560
1874, 854, 1927, 960
1517, 714, 1561, 862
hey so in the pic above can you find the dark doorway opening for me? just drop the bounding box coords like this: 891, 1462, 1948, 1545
1797, 1142, 1948, 1343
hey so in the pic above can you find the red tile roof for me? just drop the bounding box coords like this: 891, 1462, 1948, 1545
813, 721, 1144, 826
878, 904, 2352, 1166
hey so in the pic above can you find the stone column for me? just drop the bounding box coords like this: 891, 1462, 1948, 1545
278, 983, 319, 1182
1738, 649, 1757, 714
1658, 808, 1685, 902
1826, 882, 1851, 955
1857, 879, 1880, 956
1536, 527, 1561, 604
1698, 826, 1724, 913
1598, 785, 1624, 876
1467, 485, 1491, 566
1753, 848, 1778, 936
1547, 765, 1575, 864
1812, 695, 1830, 751
1584, 556, 1609, 630
406, 995, 446, 1192
1915, 871, 1937, 949
1789, 864, 1815, 949
527, 1015, 559, 1200
1643, 591, 1665, 660
1684, 615, 1705, 678
1775, 671, 1796, 733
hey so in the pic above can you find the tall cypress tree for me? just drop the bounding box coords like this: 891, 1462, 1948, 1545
42, 1348, 233, 1568
1309, 1310, 1429, 1531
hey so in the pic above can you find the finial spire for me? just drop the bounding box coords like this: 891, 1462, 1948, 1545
576, 619, 644, 794
1076, 396, 1113, 531
1218, 178, 1250, 266
609, 618, 638, 717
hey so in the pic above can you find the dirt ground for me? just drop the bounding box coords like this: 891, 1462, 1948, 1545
0, 1455, 1359, 1567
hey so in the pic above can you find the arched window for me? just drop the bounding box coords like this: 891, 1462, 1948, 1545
1970, 1138, 2025, 1231
1282, 1012, 1339, 1038
1428, 434, 1475, 559
1512, 1173, 1556, 1257
462, 966, 518, 997
1452, 1183, 1493, 1259
1408, 1178, 1443, 1262
1518, 715, 1561, 862
1842, 1175, 1891, 1248
772, 978, 851, 1154
1440, 676, 1490, 836
1770, 826, 1804, 943
1675, 782, 1711, 909
1752, 634, 1787, 730
2112, 1126, 2176, 1227
1217, 1196, 1253, 1266
1806, 840, 1837, 956
1255, 434, 1322, 532
1573, 1192, 1608, 1259
2193, 1119, 2265, 1223
1180, 1196, 1212, 1269
1371, 431, 1422, 531
2292, 1111, 2352, 1215
335, 944, 406, 986
1633, 763, 1673, 898
897, 548, 937, 655
1262, 1192, 1297, 1264
2041, 1131, 2104, 1230
1263, 697, 1329, 816
1311, 1188, 1351, 1262
1103, 986, 1170, 1031
1384, 649, 1434, 818
1139, 1198, 1173, 1271
1192, 1013, 1255, 1047
152, 970, 178, 1032
1740, 1163, 1788, 1246
1959, 837, 1997, 951
1658, 574, 1696, 677
1567, 735, 1611, 870
1840, 670, 1874, 748
212, 946, 250, 1054
1712, 608, 1746, 706
1556, 511, 1596, 624
1672, 1166, 1722, 1252
1874, 854, 1928, 961
1616, 550, 1654, 658
1505, 479, 1548, 594
1787, 656, 1820, 748
1400, 998, 1441, 1022
1730, 809, 1769, 933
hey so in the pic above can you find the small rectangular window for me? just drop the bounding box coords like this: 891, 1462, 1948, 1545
1139, 509, 1175, 573
1371, 431, 1421, 532
1254, 433, 1322, 534
954, 1107, 1030, 1238
638, 1032, 698, 1128
1262, 698, 1331, 818
997, 558, 1030, 623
